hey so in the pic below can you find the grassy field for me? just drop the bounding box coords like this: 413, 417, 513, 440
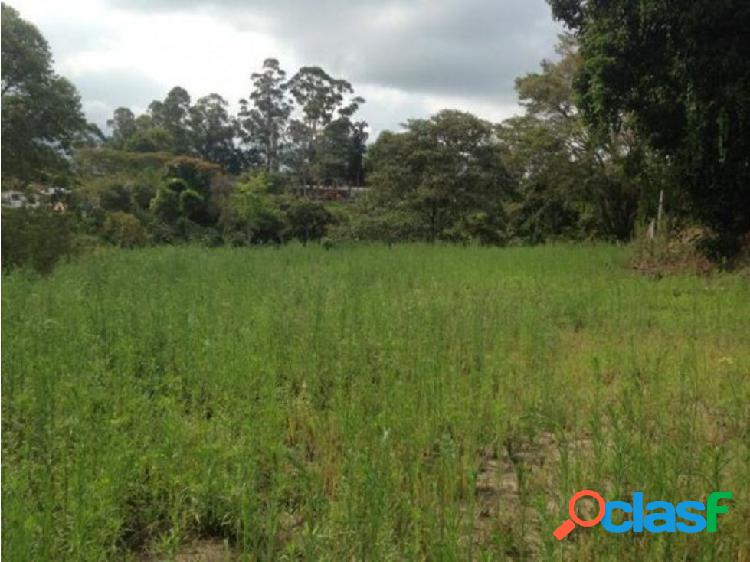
2, 244, 749, 561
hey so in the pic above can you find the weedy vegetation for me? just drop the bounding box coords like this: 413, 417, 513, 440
2, 244, 749, 560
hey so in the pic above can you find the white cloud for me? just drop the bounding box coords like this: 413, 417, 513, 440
9, 0, 561, 138
11, 0, 294, 130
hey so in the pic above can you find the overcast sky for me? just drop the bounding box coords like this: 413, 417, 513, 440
10, 0, 562, 139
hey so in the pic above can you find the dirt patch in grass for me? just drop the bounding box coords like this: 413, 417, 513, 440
469, 430, 597, 557
139, 539, 236, 562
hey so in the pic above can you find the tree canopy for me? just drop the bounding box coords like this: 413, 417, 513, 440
1, 2, 88, 184
365, 110, 511, 243
548, 0, 750, 252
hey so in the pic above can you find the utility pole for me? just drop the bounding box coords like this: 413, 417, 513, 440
656, 189, 664, 237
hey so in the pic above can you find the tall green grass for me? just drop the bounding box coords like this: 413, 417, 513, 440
2, 244, 748, 560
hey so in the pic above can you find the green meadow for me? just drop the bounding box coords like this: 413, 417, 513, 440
2, 244, 749, 560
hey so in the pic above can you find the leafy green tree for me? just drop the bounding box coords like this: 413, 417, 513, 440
1, 3, 50, 95
239, 58, 292, 173
75, 148, 172, 177
223, 172, 285, 244
317, 117, 369, 186
1, 207, 74, 274
189, 93, 243, 173
285, 66, 365, 186
1, 3, 87, 183
348, 120, 368, 186
501, 35, 648, 242
74, 123, 107, 149
150, 157, 223, 229
107, 107, 137, 148
548, 0, 750, 253
283, 198, 334, 244
286, 67, 355, 135
123, 114, 174, 152
367, 110, 511, 243
149, 86, 193, 154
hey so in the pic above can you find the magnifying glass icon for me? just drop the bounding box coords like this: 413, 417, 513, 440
553, 489, 606, 540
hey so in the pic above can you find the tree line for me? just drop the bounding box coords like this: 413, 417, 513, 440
2, 0, 748, 274
105, 60, 367, 186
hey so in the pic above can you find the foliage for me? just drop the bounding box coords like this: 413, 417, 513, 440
150, 184, 181, 224
222, 171, 285, 244
1, 206, 74, 274
286, 66, 358, 133
316, 117, 368, 186
284, 66, 367, 187
239, 58, 291, 173
1, 3, 88, 183
190, 93, 244, 173
282, 197, 335, 244
164, 156, 221, 197
149, 86, 193, 154
366, 110, 511, 243
333, 197, 424, 244
97, 60, 367, 186
179, 189, 204, 222
500, 36, 648, 242
102, 211, 148, 248
124, 120, 175, 153
548, 0, 750, 253
4, 2, 746, 257
99, 181, 134, 213
106, 107, 137, 147
76, 148, 173, 177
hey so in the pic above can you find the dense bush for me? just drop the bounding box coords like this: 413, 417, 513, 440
330, 200, 424, 244
164, 156, 221, 195
99, 182, 133, 213
179, 189, 204, 221
1, 207, 74, 274
76, 148, 173, 177
150, 185, 181, 224
220, 172, 284, 244
102, 211, 148, 248
283, 197, 335, 244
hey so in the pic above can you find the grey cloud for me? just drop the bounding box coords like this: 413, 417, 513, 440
71, 68, 164, 107
69, 68, 166, 128
108, 0, 561, 103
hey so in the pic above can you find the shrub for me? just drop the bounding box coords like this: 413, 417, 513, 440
222, 172, 287, 244
166, 178, 188, 193
132, 183, 157, 211
102, 212, 147, 248
1, 207, 74, 274
164, 156, 221, 196
99, 182, 133, 213
76, 148, 173, 177
283, 198, 335, 244
179, 189, 204, 221
331, 205, 424, 244
150, 186, 180, 224
631, 220, 714, 276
